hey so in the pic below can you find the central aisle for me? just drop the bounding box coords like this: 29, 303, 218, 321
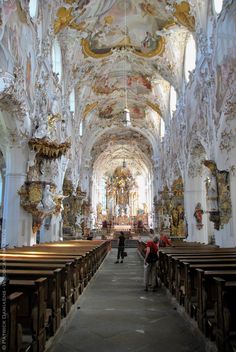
49, 248, 206, 352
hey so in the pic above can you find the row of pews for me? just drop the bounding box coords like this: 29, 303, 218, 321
0, 239, 110, 352
157, 242, 236, 352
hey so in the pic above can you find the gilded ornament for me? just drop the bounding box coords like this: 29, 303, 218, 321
83, 102, 98, 119
217, 171, 232, 226
28, 138, 71, 159
202, 160, 217, 174
146, 101, 162, 116
54, 7, 73, 34
54, 7, 86, 34
172, 177, 184, 198
104, 16, 113, 25
81, 36, 165, 59
28, 183, 42, 203
173, 1, 195, 32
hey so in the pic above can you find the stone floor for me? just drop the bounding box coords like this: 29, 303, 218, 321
49, 248, 208, 352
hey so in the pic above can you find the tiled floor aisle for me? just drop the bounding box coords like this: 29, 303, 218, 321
49, 248, 207, 352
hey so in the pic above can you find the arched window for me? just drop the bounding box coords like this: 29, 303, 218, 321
79, 121, 83, 137
160, 118, 165, 140
213, 0, 223, 14
29, 0, 38, 18
52, 40, 62, 81
184, 34, 196, 82
69, 90, 75, 113
170, 86, 177, 118
0, 172, 2, 208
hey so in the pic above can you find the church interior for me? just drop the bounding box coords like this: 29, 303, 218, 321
0, 0, 236, 351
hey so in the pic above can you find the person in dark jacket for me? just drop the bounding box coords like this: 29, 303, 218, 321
115, 231, 126, 263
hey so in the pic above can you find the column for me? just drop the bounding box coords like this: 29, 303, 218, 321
2, 144, 33, 247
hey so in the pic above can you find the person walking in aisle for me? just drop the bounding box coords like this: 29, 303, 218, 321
144, 235, 159, 291
115, 231, 126, 263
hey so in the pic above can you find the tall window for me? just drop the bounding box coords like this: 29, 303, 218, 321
184, 34, 196, 82
160, 118, 165, 140
213, 0, 223, 14
69, 89, 75, 113
79, 121, 83, 137
29, 0, 38, 18
0, 172, 2, 208
101, 177, 106, 211
170, 86, 177, 118
52, 40, 62, 81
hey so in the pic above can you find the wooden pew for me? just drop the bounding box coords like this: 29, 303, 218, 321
4, 261, 73, 317
170, 257, 236, 304
180, 261, 236, 314
0, 278, 24, 352
214, 277, 236, 352
0, 239, 110, 348
8, 278, 47, 352
196, 269, 236, 334
0, 268, 62, 335
160, 251, 236, 292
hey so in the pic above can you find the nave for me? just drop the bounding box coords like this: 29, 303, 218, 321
49, 248, 206, 352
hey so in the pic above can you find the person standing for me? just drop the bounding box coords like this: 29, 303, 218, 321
144, 235, 159, 291
115, 231, 126, 263
159, 233, 172, 247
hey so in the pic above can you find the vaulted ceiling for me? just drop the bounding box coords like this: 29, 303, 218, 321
54, 0, 195, 178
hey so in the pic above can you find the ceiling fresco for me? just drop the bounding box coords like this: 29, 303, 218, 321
92, 73, 152, 96
54, 0, 195, 176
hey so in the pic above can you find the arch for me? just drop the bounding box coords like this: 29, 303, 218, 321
81, 124, 158, 163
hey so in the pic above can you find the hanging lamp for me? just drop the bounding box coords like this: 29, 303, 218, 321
122, 0, 131, 127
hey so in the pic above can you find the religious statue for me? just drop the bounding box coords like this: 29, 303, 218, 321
27, 149, 37, 173
205, 174, 218, 211
171, 207, 179, 228
194, 203, 204, 229
34, 113, 49, 139
76, 213, 84, 229
62, 203, 70, 225
115, 204, 120, 217
33, 95, 50, 139
125, 204, 130, 217
90, 211, 96, 229
37, 184, 56, 212
96, 202, 103, 222
143, 203, 148, 214
176, 204, 185, 236
162, 214, 170, 230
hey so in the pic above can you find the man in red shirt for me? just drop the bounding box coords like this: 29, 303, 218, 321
144, 235, 159, 291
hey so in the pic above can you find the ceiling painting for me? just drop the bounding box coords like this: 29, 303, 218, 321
92, 73, 152, 97
54, 0, 196, 177
98, 100, 145, 120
